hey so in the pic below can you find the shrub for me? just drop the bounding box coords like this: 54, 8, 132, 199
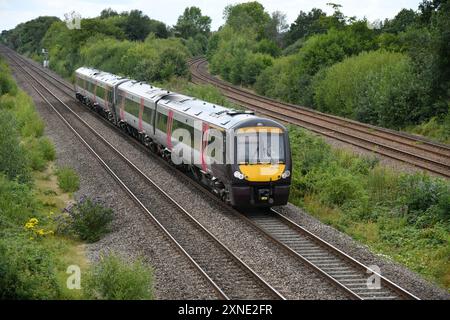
397, 173, 450, 226
313, 50, 433, 128
56, 167, 80, 193
0, 174, 37, 226
406, 113, 450, 145
0, 112, 31, 183
38, 137, 56, 162
0, 61, 18, 96
0, 231, 60, 299
64, 197, 114, 242
315, 169, 366, 207
80, 36, 190, 83
85, 253, 153, 300
255, 27, 376, 105
14, 91, 45, 138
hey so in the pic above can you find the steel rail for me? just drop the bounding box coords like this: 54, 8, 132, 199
190, 58, 450, 178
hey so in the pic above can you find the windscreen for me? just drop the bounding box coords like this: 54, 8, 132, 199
236, 130, 285, 164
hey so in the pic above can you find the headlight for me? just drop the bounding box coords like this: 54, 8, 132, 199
281, 170, 291, 179
233, 171, 245, 180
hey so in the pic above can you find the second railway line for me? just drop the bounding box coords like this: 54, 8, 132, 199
189, 57, 450, 178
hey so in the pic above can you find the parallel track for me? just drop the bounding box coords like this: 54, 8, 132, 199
242, 209, 420, 300
189, 57, 450, 178
2, 48, 285, 300
3, 48, 421, 299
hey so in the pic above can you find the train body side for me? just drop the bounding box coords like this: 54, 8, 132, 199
74, 67, 291, 207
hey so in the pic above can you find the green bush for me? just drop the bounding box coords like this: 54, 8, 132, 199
313, 50, 433, 128
38, 137, 56, 162
255, 27, 376, 105
85, 253, 153, 300
56, 167, 79, 193
79, 36, 189, 83
397, 173, 450, 226
0, 112, 31, 183
0, 174, 37, 226
405, 113, 450, 144
0, 231, 60, 299
65, 197, 114, 242
14, 92, 45, 138
0, 61, 18, 96
23, 136, 55, 171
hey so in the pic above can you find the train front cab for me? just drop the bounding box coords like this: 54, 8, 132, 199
228, 119, 291, 207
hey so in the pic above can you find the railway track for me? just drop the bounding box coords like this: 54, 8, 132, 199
3, 48, 421, 300
189, 57, 450, 178
243, 209, 420, 300
2, 48, 285, 300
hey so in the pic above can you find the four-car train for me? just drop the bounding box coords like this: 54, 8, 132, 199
74, 67, 291, 207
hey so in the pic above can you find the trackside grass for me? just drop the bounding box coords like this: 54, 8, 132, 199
288, 125, 450, 290
0, 57, 154, 299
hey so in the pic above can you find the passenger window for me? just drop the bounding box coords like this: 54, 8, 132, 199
157, 112, 168, 132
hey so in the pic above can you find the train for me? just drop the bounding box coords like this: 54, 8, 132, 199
74, 67, 291, 207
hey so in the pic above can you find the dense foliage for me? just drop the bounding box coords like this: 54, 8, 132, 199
0, 58, 154, 299
2, 9, 194, 80
288, 125, 450, 287
79, 35, 190, 82
0, 16, 60, 56
313, 50, 434, 128
208, 2, 286, 86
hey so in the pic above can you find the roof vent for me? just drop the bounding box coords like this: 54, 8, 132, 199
226, 110, 254, 116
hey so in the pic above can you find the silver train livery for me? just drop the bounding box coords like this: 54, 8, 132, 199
74, 67, 291, 207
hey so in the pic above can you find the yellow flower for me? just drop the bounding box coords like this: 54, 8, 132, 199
36, 229, 45, 236
24, 218, 39, 230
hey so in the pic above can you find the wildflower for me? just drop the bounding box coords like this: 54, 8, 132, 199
24, 217, 39, 230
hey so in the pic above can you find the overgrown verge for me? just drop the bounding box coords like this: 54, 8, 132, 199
0, 57, 154, 299
288, 125, 449, 290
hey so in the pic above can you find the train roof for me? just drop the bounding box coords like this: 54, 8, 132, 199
117, 80, 169, 102
79, 67, 260, 130
117, 80, 256, 129
159, 95, 257, 129
75, 67, 129, 86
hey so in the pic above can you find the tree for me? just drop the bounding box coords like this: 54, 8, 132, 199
122, 10, 151, 41
285, 8, 327, 46
265, 11, 288, 46
382, 9, 418, 33
313, 50, 433, 128
100, 8, 118, 19
148, 19, 170, 38
418, 0, 445, 24
1, 16, 60, 54
173, 7, 211, 39
224, 2, 271, 39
